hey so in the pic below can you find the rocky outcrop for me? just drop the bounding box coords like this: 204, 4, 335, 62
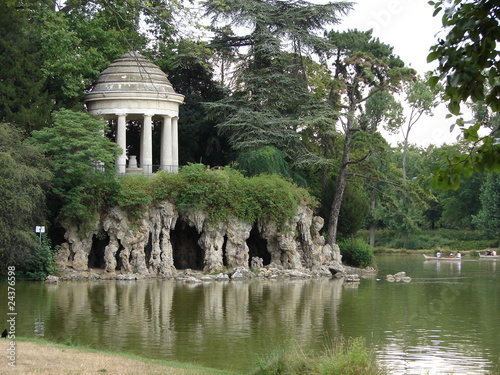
386, 271, 412, 283
58, 201, 344, 278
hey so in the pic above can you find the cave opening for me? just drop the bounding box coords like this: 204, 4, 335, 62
88, 231, 110, 269
145, 233, 153, 266
247, 226, 270, 266
222, 235, 228, 267
115, 243, 125, 271
171, 220, 204, 270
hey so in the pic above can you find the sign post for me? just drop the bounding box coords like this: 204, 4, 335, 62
35, 226, 45, 244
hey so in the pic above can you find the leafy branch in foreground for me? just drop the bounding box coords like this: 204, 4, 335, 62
427, 0, 500, 188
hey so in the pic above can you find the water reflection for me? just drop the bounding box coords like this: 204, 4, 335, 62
424, 259, 462, 275
1, 256, 498, 374
36, 279, 343, 371
379, 329, 493, 374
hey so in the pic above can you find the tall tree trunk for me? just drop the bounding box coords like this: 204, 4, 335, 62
327, 126, 353, 246
402, 134, 409, 245
402, 136, 408, 184
369, 189, 376, 247
403, 231, 409, 248
321, 135, 331, 195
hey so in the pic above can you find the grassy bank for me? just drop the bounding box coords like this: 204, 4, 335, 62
357, 229, 498, 252
4, 337, 384, 375
2, 338, 237, 375
4, 334, 499, 375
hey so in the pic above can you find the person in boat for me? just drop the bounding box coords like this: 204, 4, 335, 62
456, 251, 462, 258
493, 250, 497, 256
487, 250, 492, 256
436, 251, 442, 258
449, 252, 454, 258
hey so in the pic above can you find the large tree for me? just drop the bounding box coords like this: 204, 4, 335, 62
0, 123, 52, 271
385, 74, 439, 183
151, 40, 230, 167
322, 29, 415, 244
203, 0, 353, 169
0, 2, 53, 132
1, 0, 188, 133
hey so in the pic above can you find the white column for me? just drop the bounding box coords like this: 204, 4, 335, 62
172, 117, 179, 173
161, 116, 172, 172
141, 114, 153, 174
116, 114, 127, 175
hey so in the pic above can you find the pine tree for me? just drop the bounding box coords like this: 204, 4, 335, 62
0, 2, 53, 133
322, 29, 415, 244
204, 0, 353, 168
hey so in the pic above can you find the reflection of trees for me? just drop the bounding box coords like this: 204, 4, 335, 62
41, 279, 342, 369
8, 264, 499, 373
42, 281, 177, 352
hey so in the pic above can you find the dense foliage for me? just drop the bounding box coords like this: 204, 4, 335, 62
117, 164, 316, 226
473, 173, 500, 238
30, 110, 120, 227
358, 229, 497, 251
1, 0, 499, 276
428, 0, 500, 188
0, 123, 52, 274
18, 237, 58, 280
338, 237, 374, 268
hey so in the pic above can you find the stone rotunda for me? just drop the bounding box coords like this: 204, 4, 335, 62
84, 51, 184, 174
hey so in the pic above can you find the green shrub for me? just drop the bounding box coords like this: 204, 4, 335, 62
319, 337, 384, 375
116, 174, 153, 219
254, 345, 314, 375
339, 237, 374, 268
253, 337, 384, 375
19, 237, 58, 280
118, 164, 316, 227
30, 110, 121, 227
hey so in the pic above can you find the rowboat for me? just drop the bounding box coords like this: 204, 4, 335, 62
479, 254, 499, 259
423, 254, 462, 261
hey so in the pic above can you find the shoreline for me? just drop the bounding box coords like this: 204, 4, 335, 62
1, 337, 238, 374
46, 263, 376, 283
372, 248, 493, 255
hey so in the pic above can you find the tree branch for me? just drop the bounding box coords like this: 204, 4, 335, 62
344, 151, 371, 166
347, 173, 402, 187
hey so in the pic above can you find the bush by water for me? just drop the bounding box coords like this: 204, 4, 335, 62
253, 337, 384, 375
338, 237, 374, 268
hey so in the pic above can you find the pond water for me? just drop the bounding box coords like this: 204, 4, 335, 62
1, 254, 499, 374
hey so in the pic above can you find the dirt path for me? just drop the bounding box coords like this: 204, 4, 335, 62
1, 340, 235, 375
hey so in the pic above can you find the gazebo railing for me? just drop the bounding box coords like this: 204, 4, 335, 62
116, 164, 178, 176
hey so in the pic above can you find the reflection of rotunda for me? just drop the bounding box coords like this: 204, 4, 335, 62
84, 51, 184, 174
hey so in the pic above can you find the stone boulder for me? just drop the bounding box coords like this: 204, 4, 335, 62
229, 267, 255, 279
386, 271, 411, 283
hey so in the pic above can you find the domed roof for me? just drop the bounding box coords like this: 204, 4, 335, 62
88, 51, 178, 95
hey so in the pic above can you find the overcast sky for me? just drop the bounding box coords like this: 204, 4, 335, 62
333, 0, 463, 147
